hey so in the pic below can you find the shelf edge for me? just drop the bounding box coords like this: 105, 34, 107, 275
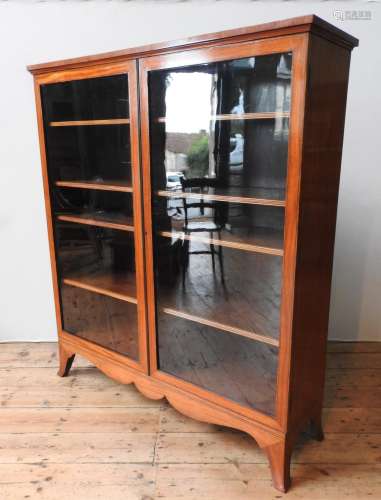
158, 230, 283, 256
156, 190, 286, 207
56, 214, 135, 232
63, 278, 137, 304
50, 118, 130, 127
55, 181, 133, 192
157, 111, 290, 123
161, 307, 279, 347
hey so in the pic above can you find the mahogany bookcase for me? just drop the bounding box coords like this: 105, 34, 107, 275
28, 15, 358, 492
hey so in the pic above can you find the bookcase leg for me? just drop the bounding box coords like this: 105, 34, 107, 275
263, 438, 292, 493
57, 345, 75, 377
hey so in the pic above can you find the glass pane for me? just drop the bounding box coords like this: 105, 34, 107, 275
41, 74, 129, 122
42, 124, 131, 185
55, 222, 136, 301
41, 74, 131, 185
149, 53, 291, 197
148, 52, 291, 415
52, 188, 134, 227
154, 196, 284, 253
157, 315, 278, 416
155, 236, 282, 340
41, 73, 139, 361
61, 284, 138, 360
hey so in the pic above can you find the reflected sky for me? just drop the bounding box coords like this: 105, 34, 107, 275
164, 72, 213, 133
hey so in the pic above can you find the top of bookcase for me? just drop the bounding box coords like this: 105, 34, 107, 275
27, 14, 358, 75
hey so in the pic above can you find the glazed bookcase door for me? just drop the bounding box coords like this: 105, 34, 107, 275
141, 38, 301, 423
37, 63, 147, 372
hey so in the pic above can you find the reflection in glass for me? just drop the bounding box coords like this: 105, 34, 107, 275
157, 315, 278, 416
149, 53, 291, 195
156, 239, 282, 340
154, 195, 284, 252
149, 52, 292, 414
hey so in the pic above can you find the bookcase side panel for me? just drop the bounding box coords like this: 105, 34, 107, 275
289, 34, 353, 433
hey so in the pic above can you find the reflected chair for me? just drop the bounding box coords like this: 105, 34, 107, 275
180, 177, 226, 285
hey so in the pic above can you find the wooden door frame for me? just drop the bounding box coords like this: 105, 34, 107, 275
139, 34, 309, 431
33, 60, 149, 374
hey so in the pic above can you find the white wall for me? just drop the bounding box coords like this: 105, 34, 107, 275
0, 1, 380, 342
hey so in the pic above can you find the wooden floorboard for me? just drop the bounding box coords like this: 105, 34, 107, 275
0, 341, 380, 499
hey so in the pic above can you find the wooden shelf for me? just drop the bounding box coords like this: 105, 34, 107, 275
156, 111, 289, 123
156, 187, 285, 207
63, 270, 137, 304
50, 118, 130, 127
161, 307, 279, 347
158, 226, 283, 256
55, 180, 133, 192
57, 212, 134, 232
